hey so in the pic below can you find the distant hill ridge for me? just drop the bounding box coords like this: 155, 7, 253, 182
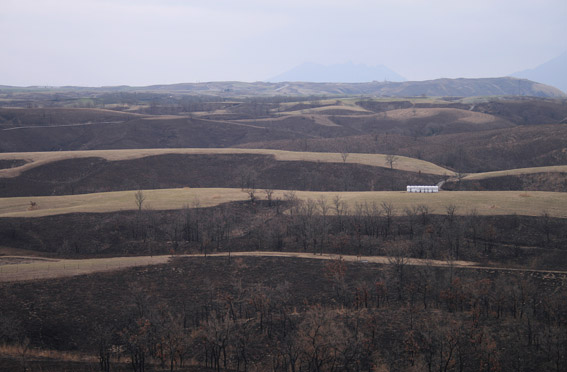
2, 77, 565, 98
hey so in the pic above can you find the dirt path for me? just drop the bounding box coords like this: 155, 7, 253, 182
2, 251, 566, 283
1, 121, 126, 131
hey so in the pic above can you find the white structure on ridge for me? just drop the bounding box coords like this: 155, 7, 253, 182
407, 185, 439, 193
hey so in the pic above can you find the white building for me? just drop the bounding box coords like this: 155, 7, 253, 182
406, 185, 439, 193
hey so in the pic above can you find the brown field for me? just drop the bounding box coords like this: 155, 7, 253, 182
462, 165, 567, 180
1, 188, 565, 218
0, 148, 455, 178
380, 107, 507, 125
295, 190, 567, 218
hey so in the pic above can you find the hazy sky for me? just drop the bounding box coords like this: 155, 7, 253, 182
1, 0, 565, 86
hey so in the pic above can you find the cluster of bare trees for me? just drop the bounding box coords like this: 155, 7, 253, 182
73, 194, 566, 268
1, 234, 566, 372
82, 255, 567, 372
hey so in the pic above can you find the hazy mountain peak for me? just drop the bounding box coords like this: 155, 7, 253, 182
511, 51, 567, 93
268, 62, 406, 83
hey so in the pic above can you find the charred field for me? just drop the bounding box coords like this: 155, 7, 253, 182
0, 88, 566, 371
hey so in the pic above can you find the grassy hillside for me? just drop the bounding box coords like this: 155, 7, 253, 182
0, 148, 454, 177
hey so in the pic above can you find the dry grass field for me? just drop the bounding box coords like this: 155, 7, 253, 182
1, 188, 565, 218
292, 190, 567, 218
0, 148, 455, 177
0, 188, 249, 217
380, 107, 506, 125
462, 165, 567, 180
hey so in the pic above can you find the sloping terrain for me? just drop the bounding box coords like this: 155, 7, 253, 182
463, 165, 567, 180
0, 107, 519, 153
0, 148, 454, 178
0, 116, 310, 152
1, 88, 567, 372
444, 172, 567, 192
244, 123, 567, 172
468, 98, 567, 125
0, 107, 145, 129
440, 165, 567, 192
0, 154, 441, 196
327, 108, 515, 136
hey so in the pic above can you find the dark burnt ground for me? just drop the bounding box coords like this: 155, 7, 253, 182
0, 154, 440, 196
241, 123, 567, 173
0, 255, 565, 370
0, 159, 27, 170
1, 202, 566, 270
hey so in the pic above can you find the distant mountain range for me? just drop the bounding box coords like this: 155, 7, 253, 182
511, 52, 567, 93
268, 62, 406, 83
2, 78, 565, 98
125, 78, 567, 98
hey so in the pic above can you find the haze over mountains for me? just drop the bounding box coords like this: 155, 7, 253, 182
265, 54, 567, 94
511, 51, 567, 93
2, 77, 565, 98
268, 62, 406, 83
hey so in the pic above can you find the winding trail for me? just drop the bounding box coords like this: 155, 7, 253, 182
1, 251, 566, 283
1, 121, 126, 131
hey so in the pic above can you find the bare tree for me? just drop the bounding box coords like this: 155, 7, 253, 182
333, 195, 348, 232
381, 201, 395, 239
385, 154, 398, 169
135, 190, 146, 212
263, 188, 275, 207
338, 142, 351, 190
385, 241, 411, 300
243, 188, 256, 203
416, 204, 433, 225
133, 190, 147, 240
316, 196, 331, 255
337, 139, 351, 164
445, 204, 458, 224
